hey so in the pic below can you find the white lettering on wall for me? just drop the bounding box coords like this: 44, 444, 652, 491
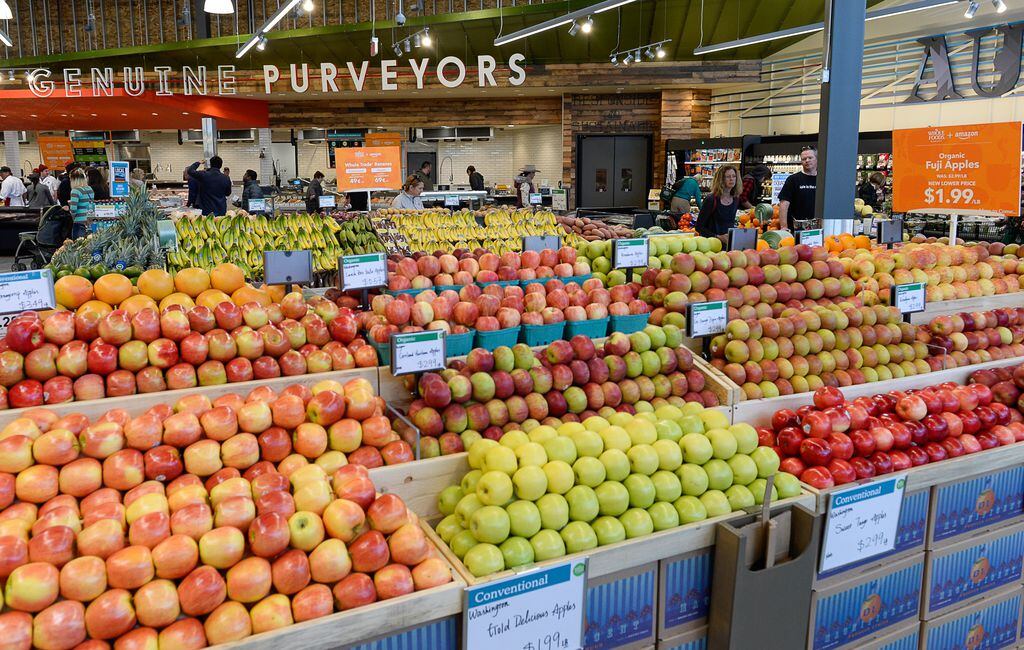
381, 59, 398, 91
91, 67, 114, 96
123, 67, 145, 96
508, 53, 526, 86
218, 65, 237, 95
63, 69, 82, 97
183, 66, 207, 95
348, 61, 369, 92
263, 65, 281, 94
28, 68, 54, 97
478, 55, 497, 87
290, 63, 309, 93
437, 56, 466, 88
321, 62, 339, 92
409, 58, 430, 89
155, 66, 173, 96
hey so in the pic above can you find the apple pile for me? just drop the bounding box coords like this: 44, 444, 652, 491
967, 361, 1024, 411
0, 295, 377, 409
0, 383, 452, 649
920, 308, 1024, 368
708, 304, 938, 400
433, 406, 799, 577
386, 248, 590, 292
762, 382, 1021, 490
578, 234, 723, 287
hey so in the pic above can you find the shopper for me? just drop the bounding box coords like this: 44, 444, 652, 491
739, 163, 772, 209
414, 161, 433, 191
858, 171, 886, 212
86, 167, 110, 201
242, 170, 265, 212
183, 168, 199, 208
347, 191, 369, 211
0, 166, 26, 207
66, 168, 95, 239
467, 166, 485, 191
777, 147, 818, 231
25, 173, 55, 208
187, 156, 232, 216
57, 163, 75, 207
694, 165, 741, 238
222, 167, 231, 183
515, 165, 539, 208
669, 175, 703, 212
38, 165, 60, 198
391, 176, 426, 210
129, 168, 147, 193
305, 171, 325, 213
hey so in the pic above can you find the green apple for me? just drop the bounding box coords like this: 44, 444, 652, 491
726, 454, 758, 487
647, 501, 680, 531
676, 463, 709, 497
680, 401, 704, 417
450, 529, 478, 559
476, 471, 515, 506
702, 459, 734, 491
499, 536, 535, 569
499, 430, 530, 449
652, 439, 683, 471
512, 466, 548, 501
774, 472, 801, 498
635, 409, 656, 420
468, 438, 499, 469
438, 486, 464, 516
623, 473, 656, 509
600, 426, 632, 452
464, 542, 505, 577
748, 478, 779, 505
651, 470, 682, 503
560, 521, 598, 553
543, 460, 575, 495
627, 444, 660, 476
680, 433, 714, 464
583, 416, 610, 432
728, 423, 760, 454
592, 516, 626, 545
600, 449, 631, 482
530, 529, 566, 561
460, 469, 483, 495
483, 445, 519, 475
535, 493, 569, 530
573, 457, 607, 488
565, 485, 600, 522
699, 490, 732, 517
699, 409, 730, 431
678, 414, 705, 435
557, 421, 586, 437
706, 429, 738, 460
543, 436, 578, 465
528, 426, 559, 444
454, 493, 484, 528
595, 481, 630, 517
571, 430, 604, 458
608, 412, 633, 427
515, 442, 548, 468
750, 447, 781, 478
625, 419, 658, 446
619, 508, 654, 539
470, 505, 511, 544
655, 420, 683, 443
506, 500, 543, 538
435, 514, 464, 543
461, 430, 482, 450
654, 405, 683, 423
673, 495, 708, 524
725, 485, 755, 511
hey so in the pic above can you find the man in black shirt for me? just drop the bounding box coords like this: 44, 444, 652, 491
778, 147, 818, 231
187, 156, 232, 216
467, 166, 485, 191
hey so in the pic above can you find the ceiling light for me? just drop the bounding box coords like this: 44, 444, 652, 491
0, 1, 12, 20
236, 0, 303, 57
203, 0, 234, 14
302, 0, 314, 10
393, 42, 402, 56
6, 70, 13, 81
993, 0, 1007, 12
581, 16, 593, 33
256, 35, 267, 50
656, 44, 666, 58
610, 53, 617, 65
413, 32, 421, 47
404, 39, 411, 52
421, 29, 431, 46
622, 52, 632, 65
644, 47, 654, 59
0, 29, 10, 47
568, 21, 580, 36
964, 0, 980, 16
494, 0, 633, 46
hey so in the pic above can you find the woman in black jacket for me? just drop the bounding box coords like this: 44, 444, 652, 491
86, 167, 110, 200
694, 165, 740, 238
857, 171, 885, 211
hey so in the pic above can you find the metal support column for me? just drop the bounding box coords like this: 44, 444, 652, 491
201, 117, 218, 160
815, 0, 865, 237
3, 131, 22, 176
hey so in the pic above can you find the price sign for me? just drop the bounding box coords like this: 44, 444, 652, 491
551, 189, 568, 212
877, 220, 902, 245
0, 270, 56, 328
318, 195, 336, 209
522, 236, 561, 253
892, 282, 926, 314
248, 198, 268, 213
263, 250, 313, 286
339, 252, 387, 290
612, 238, 649, 269
820, 474, 906, 573
463, 559, 587, 650
686, 301, 728, 338
770, 173, 788, 205
445, 195, 461, 208
728, 227, 758, 251
109, 161, 130, 198
798, 228, 823, 247
391, 330, 446, 376
529, 193, 543, 205
95, 204, 117, 219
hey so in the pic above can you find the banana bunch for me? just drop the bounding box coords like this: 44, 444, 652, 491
385, 208, 564, 254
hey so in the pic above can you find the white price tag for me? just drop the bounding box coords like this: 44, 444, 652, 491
893, 282, 925, 314
0, 270, 56, 315
391, 330, 446, 376
248, 198, 268, 213
340, 252, 387, 290
95, 204, 117, 218
612, 238, 649, 269
686, 300, 728, 338
551, 189, 568, 212
522, 236, 561, 253
771, 173, 788, 205
319, 195, 336, 209
820, 474, 906, 573
0, 313, 18, 338
529, 193, 543, 205
799, 228, 823, 247
464, 559, 586, 650
445, 195, 461, 208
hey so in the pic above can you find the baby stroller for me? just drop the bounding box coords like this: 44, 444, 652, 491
12, 205, 72, 271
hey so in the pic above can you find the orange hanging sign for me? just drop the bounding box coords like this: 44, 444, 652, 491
892, 122, 1022, 216
37, 136, 74, 170
335, 146, 402, 193
364, 132, 403, 148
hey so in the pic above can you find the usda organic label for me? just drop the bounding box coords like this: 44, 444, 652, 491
391, 330, 446, 376
798, 228, 823, 247
821, 474, 906, 573
612, 238, 648, 269
464, 559, 587, 650
339, 252, 387, 290
686, 300, 728, 338
893, 282, 926, 315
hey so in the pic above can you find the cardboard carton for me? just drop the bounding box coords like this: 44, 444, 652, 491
920, 585, 1021, 650
929, 466, 1024, 548
584, 562, 658, 650
657, 548, 713, 639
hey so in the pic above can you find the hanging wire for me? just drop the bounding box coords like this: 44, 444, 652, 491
496, 0, 504, 41
698, 0, 705, 48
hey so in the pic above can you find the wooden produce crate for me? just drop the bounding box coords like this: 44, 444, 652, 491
691, 354, 743, 407
912, 292, 1024, 325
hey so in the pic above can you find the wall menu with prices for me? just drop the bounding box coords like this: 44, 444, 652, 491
72, 139, 109, 166
892, 121, 1022, 216
335, 146, 402, 193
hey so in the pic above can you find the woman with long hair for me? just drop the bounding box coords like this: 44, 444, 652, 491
66, 169, 95, 239
694, 165, 740, 238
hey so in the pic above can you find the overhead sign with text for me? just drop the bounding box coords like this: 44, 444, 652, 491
335, 146, 402, 193
892, 122, 1022, 216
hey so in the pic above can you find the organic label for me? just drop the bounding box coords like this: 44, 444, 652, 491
391, 330, 446, 376
893, 283, 926, 314
340, 252, 387, 290
612, 238, 648, 269
820, 474, 906, 573
687, 301, 728, 338
319, 195, 336, 209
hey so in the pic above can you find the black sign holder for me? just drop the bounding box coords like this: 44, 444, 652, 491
263, 250, 313, 294
728, 227, 758, 251
876, 219, 903, 250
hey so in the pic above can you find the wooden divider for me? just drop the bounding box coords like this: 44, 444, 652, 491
912, 292, 1024, 325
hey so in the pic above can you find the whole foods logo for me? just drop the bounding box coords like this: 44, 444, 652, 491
927, 129, 947, 143
859, 592, 882, 623
969, 551, 991, 584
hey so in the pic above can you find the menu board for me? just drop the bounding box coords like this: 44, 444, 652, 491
335, 146, 402, 193
37, 136, 74, 170
72, 139, 108, 166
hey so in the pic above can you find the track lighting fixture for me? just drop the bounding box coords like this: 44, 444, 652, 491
568, 21, 580, 36
581, 15, 593, 33
993, 0, 1007, 12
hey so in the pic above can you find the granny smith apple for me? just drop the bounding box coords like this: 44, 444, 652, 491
600, 425, 632, 452
464, 542, 505, 577
652, 439, 683, 471
506, 500, 543, 538
435, 514, 463, 543
680, 433, 714, 464
725, 485, 755, 511
774, 472, 801, 498
655, 420, 683, 443
499, 536, 535, 569
483, 445, 519, 475
460, 469, 483, 495
726, 454, 758, 487
677, 463, 709, 496
625, 419, 658, 446
450, 529, 479, 559
543, 436, 578, 465
627, 444, 660, 476
476, 471, 515, 506
748, 478, 779, 505
470, 505, 511, 544
461, 430, 482, 450
619, 508, 654, 539
565, 485, 600, 522
700, 410, 730, 431
600, 449, 631, 482
515, 442, 548, 468
499, 430, 530, 450
651, 470, 682, 503
512, 465, 548, 501
673, 495, 708, 524
647, 501, 680, 531
535, 493, 569, 530
728, 423, 760, 455
561, 521, 599, 553
702, 459, 734, 491
706, 429, 738, 460
699, 490, 732, 517
543, 460, 575, 495
595, 480, 630, 517
592, 516, 626, 545
573, 456, 607, 488
529, 425, 559, 444
530, 529, 567, 561
571, 429, 604, 458
437, 486, 464, 516
454, 493, 484, 528
583, 416, 611, 432
623, 473, 656, 509
750, 446, 781, 478
654, 405, 683, 423
468, 439, 499, 469
608, 412, 633, 427
557, 421, 586, 437
678, 415, 706, 435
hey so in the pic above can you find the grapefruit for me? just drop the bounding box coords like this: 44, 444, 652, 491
159, 292, 196, 311
173, 268, 211, 298
93, 274, 134, 306
231, 285, 272, 307
76, 300, 114, 317
210, 263, 245, 294
120, 294, 159, 316
54, 276, 94, 309
137, 269, 175, 301
196, 289, 233, 311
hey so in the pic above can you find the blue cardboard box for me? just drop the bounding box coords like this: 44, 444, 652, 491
658, 548, 713, 639
924, 522, 1024, 619
922, 586, 1021, 650
658, 625, 707, 650
584, 563, 658, 650
349, 615, 460, 650
929, 466, 1024, 547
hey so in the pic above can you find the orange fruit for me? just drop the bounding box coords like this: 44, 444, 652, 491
137, 269, 175, 301
265, 285, 285, 303
54, 276, 94, 309
93, 274, 134, 306
854, 235, 871, 249
196, 289, 232, 311
77, 300, 113, 317
160, 292, 196, 311
120, 294, 159, 317
210, 263, 246, 294
231, 285, 271, 307
780, 237, 796, 247
173, 268, 211, 298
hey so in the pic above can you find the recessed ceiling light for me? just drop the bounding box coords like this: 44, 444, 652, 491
182, 112, 190, 115
29, 113, 36, 117
91, 113, 97, 117
121, 113, 128, 116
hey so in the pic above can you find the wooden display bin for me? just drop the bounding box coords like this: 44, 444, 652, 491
912, 292, 1024, 325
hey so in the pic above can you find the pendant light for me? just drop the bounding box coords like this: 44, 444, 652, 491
0, 1, 12, 20
204, 0, 234, 14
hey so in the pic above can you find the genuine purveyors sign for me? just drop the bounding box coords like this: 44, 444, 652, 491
26, 54, 527, 98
